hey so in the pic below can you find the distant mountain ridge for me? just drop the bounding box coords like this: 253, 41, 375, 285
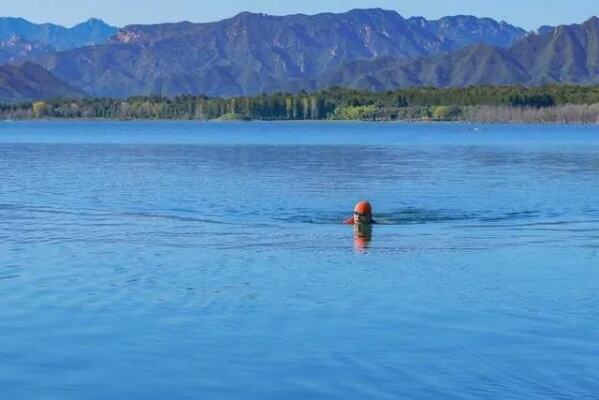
36, 9, 527, 97
0, 18, 117, 64
0, 35, 53, 64
407, 15, 525, 48
325, 16, 599, 90
0, 17, 117, 50
0, 62, 85, 102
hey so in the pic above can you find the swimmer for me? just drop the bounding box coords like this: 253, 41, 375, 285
345, 201, 375, 225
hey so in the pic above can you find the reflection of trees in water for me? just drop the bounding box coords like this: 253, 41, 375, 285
442, 147, 599, 175
463, 104, 599, 124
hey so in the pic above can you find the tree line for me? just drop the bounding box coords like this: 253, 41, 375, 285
2, 85, 599, 123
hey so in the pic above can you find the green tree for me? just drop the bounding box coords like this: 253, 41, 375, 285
32, 101, 47, 118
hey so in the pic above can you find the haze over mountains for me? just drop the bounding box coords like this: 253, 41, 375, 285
0, 18, 117, 64
0, 9, 597, 101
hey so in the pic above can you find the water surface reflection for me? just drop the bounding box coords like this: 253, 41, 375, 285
1, 122, 599, 399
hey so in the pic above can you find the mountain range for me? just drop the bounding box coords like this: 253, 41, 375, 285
0, 62, 85, 102
0, 18, 117, 64
322, 17, 599, 90
37, 9, 527, 97
0, 9, 596, 101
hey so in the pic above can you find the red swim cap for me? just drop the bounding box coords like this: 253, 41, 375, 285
354, 201, 372, 214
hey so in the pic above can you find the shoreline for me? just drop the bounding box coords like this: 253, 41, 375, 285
1, 86, 597, 125
1, 118, 597, 125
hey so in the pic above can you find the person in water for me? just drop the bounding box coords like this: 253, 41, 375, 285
345, 201, 375, 225
345, 201, 375, 252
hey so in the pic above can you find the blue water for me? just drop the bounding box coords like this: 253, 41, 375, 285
1, 121, 598, 399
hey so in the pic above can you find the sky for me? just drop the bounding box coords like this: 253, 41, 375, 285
1, 0, 597, 30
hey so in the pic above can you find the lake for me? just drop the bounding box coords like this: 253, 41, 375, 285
1, 121, 598, 399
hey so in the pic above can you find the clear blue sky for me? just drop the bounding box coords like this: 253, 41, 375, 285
2, 0, 597, 29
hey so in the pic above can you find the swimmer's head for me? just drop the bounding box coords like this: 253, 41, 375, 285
353, 201, 373, 224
